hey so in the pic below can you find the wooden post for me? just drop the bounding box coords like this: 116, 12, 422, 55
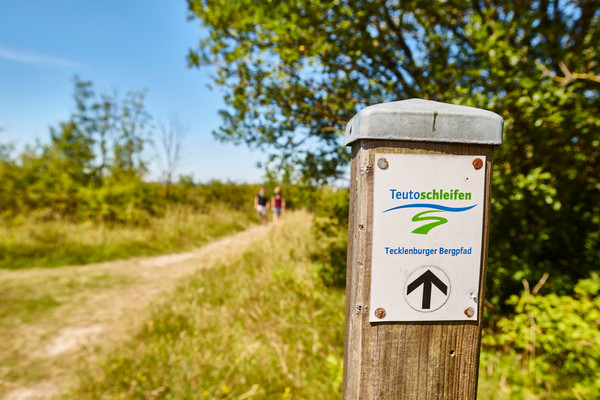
342, 99, 503, 399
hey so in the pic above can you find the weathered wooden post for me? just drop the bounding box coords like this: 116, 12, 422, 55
343, 99, 503, 399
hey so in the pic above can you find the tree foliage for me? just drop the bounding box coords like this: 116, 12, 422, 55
187, 0, 600, 303
72, 76, 153, 181
0, 78, 157, 223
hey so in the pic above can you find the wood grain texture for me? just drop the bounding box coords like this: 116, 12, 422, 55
342, 140, 495, 400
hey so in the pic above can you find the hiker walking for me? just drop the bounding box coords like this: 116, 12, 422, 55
271, 186, 285, 224
254, 187, 269, 224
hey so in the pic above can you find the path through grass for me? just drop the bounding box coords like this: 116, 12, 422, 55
72, 211, 346, 399
0, 219, 274, 399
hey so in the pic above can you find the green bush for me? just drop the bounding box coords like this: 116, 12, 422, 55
480, 275, 600, 399
76, 180, 165, 224
311, 187, 349, 287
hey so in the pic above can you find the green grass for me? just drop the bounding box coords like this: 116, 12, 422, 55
71, 212, 345, 399
0, 204, 254, 269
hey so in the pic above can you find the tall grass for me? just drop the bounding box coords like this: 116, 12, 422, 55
73, 211, 345, 399
0, 204, 253, 269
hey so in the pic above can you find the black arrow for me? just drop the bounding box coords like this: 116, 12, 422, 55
407, 270, 448, 309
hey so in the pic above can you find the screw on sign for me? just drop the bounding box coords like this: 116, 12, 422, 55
377, 157, 389, 170
374, 307, 386, 319
472, 158, 483, 170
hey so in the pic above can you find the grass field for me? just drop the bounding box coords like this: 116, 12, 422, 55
0, 205, 254, 270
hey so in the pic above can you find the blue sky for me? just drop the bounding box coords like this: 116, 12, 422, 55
0, 0, 265, 183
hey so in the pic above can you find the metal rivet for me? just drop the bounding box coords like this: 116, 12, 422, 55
374, 308, 386, 319
464, 307, 475, 318
377, 157, 389, 170
472, 158, 483, 170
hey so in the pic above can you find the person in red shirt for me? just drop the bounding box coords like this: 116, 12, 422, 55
271, 186, 286, 224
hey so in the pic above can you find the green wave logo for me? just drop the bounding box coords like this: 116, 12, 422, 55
411, 210, 448, 234
382, 203, 477, 235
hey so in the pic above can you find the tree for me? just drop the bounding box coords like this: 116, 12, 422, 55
112, 89, 153, 179
70, 76, 153, 181
187, 0, 600, 304
0, 78, 158, 221
158, 115, 188, 198
72, 76, 119, 183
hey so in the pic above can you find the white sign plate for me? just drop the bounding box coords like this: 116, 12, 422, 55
370, 153, 486, 322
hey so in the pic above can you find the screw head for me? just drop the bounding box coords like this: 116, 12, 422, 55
472, 158, 483, 170
377, 158, 389, 170
464, 307, 475, 318
374, 308, 386, 319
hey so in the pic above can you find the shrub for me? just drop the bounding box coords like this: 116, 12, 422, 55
481, 275, 600, 399
311, 187, 349, 287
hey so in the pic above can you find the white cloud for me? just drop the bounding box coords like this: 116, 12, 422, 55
0, 45, 82, 68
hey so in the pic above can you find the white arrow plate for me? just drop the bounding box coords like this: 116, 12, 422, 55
369, 153, 486, 322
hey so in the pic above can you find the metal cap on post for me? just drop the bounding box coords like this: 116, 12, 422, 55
343, 99, 503, 399
345, 99, 503, 146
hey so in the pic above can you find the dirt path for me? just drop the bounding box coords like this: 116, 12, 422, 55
1, 223, 273, 400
